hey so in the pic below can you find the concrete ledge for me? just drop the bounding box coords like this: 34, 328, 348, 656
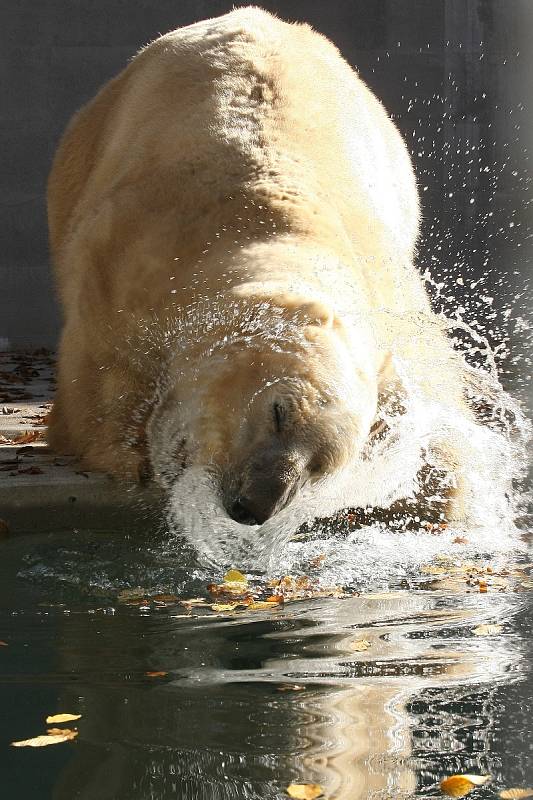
0, 350, 164, 535
0, 444, 164, 534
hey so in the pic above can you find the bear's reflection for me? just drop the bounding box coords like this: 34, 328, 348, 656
50, 592, 521, 800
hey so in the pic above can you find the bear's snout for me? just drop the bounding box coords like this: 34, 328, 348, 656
224, 450, 304, 526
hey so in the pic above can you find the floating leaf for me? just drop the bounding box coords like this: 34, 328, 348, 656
440, 774, 490, 797
478, 580, 488, 593
210, 603, 239, 612
145, 671, 167, 678
472, 624, 503, 636
46, 713, 82, 724
0, 640, 8, 647
248, 601, 277, 611
499, 789, 533, 799
11, 729, 78, 747
152, 594, 179, 605
266, 594, 284, 604
286, 783, 323, 799
224, 569, 247, 584
350, 638, 371, 652
117, 588, 148, 603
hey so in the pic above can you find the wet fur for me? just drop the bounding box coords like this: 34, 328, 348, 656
47, 7, 471, 521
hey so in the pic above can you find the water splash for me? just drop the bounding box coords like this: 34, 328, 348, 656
161, 302, 530, 580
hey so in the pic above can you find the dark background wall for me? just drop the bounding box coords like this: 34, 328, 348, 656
1, 0, 531, 379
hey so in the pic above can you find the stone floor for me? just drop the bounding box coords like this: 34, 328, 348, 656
0, 350, 158, 536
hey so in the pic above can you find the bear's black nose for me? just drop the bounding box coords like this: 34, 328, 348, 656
228, 497, 265, 526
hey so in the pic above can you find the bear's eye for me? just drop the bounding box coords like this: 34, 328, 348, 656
273, 401, 286, 432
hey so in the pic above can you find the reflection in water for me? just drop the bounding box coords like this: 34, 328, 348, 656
2, 547, 528, 800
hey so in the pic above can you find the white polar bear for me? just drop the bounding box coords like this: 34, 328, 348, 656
47, 7, 474, 527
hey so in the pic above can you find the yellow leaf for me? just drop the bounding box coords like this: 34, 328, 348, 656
441, 774, 490, 797
499, 789, 533, 799
472, 624, 503, 636
286, 784, 323, 799
46, 713, 82, 724
224, 569, 247, 584
11, 730, 78, 747
211, 603, 238, 612
248, 601, 276, 610
350, 638, 371, 651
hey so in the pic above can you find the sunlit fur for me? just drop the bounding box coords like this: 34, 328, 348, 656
47, 7, 473, 522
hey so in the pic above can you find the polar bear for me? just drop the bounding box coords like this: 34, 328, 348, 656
47, 7, 472, 526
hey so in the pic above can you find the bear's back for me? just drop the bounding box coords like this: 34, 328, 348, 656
49, 7, 419, 309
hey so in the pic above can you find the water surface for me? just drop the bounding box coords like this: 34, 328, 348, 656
1, 528, 531, 800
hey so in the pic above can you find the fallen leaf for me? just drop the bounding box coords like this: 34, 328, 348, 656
266, 594, 284, 604
472, 624, 503, 636
210, 603, 239, 612
267, 574, 346, 601
207, 580, 253, 599
248, 601, 278, 611
349, 638, 371, 652
0, 518, 9, 539
11, 730, 78, 747
453, 536, 469, 544
440, 774, 491, 797
12, 430, 44, 445
152, 594, 179, 605
309, 554, 326, 568
145, 671, 168, 678
117, 588, 149, 603
46, 713, 82, 724
46, 727, 72, 735
224, 569, 247, 584
479, 580, 488, 593
0, 640, 8, 646
499, 789, 533, 799
286, 783, 323, 799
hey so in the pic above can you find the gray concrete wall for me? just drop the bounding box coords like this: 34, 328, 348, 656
0, 0, 531, 349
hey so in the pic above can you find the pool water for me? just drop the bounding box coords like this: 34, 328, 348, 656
1, 529, 532, 800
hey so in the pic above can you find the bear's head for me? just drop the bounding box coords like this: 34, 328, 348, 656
147, 294, 380, 525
